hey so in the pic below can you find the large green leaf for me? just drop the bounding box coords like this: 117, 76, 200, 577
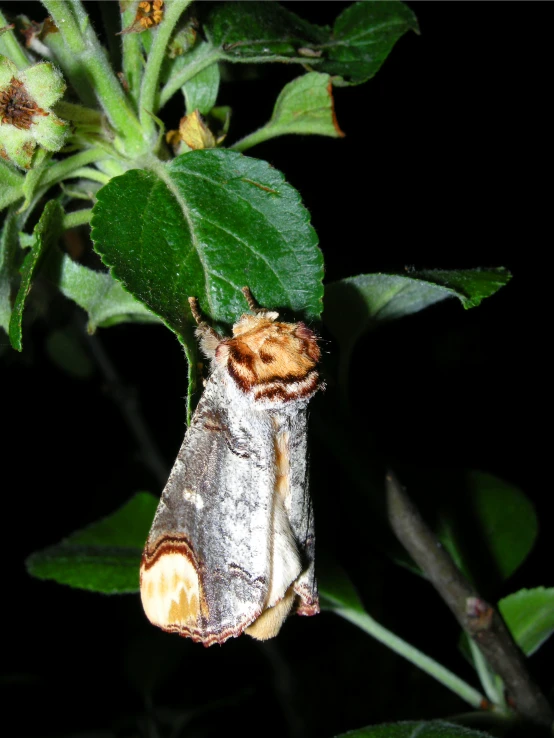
335, 722, 492, 738
91, 149, 323, 340
202, 2, 417, 85
26, 492, 157, 594
498, 587, 554, 656
321, 1, 419, 85
324, 269, 511, 373
233, 72, 344, 152
50, 251, 161, 332
8, 200, 63, 351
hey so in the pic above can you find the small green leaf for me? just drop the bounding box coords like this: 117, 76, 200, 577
324, 269, 511, 372
499, 587, 554, 656
321, 1, 420, 85
25, 492, 158, 593
8, 199, 63, 350
91, 149, 323, 337
318, 557, 365, 613
335, 721, 492, 738
182, 61, 220, 115
0, 207, 20, 334
439, 471, 537, 584
0, 158, 24, 210
233, 72, 344, 151
52, 251, 161, 332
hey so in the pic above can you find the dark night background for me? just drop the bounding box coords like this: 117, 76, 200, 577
2, 2, 552, 737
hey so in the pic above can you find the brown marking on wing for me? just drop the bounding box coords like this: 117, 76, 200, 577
140, 537, 209, 634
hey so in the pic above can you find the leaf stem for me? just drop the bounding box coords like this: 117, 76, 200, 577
158, 43, 223, 109
231, 125, 281, 153
0, 10, 30, 69
40, 148, 108, 189
54, 102, 103, 125
67, 167, 111, 185
332, 606, 486, 710
139, 0, 193, 134
386, 470, 554, 726
468, 637, 504, 706
62, 208, 93, 230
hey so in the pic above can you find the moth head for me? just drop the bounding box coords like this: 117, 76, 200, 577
215, 314, 320, 402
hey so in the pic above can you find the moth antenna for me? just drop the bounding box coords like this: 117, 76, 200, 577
188, 296, 222, 357
242, 286, 261, 313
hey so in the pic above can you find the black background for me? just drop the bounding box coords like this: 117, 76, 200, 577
3, 2, 553, 737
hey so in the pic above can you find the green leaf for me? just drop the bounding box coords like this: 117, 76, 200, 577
318, 557, 365, 613
233, 72, 344, 152
0, 207, 20, 334
203, 1, 328, 61
25, 492, 158, 594
0, 158, 24, 210
91, 150, 323, 337
51, 251, 161, 332
335, 721, 492, 738
321, 1, 419, 85
8, 199, 63, 351
324, 269, 511, 372
438, 471, 537, 584
499, 587, 554, 656
203, 2, 417, 86
182, 60, 220, 115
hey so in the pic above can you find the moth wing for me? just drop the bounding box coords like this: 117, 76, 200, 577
288, 407, 319, 615
140, 369, 276, 645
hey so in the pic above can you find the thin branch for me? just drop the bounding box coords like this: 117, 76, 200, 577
79, 318, 169, 487
385, 470, 553, 728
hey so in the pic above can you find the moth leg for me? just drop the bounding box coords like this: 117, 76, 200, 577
188, 296, 222, 359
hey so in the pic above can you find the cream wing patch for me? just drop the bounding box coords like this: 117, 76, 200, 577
140, 552, 202, 631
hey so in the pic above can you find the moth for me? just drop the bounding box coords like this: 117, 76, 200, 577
140, 288, 321, 645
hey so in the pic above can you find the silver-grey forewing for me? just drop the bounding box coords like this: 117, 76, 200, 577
142, 368, 275, 642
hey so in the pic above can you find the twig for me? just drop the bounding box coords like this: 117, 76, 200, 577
385, 470, 553, 728
78, 317, 169, 487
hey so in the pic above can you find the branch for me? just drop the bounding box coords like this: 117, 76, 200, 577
385, 470, 553, 728
78, 317, 169, 487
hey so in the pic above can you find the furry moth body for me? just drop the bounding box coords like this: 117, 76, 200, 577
140, 289, 321, 645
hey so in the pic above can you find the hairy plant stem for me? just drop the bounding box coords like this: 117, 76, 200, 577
231, 125, 281, 153
42, 0, 144, 150
40, 148, 108, 189
0, 10, 30, 69
67, 167, 110, 185
386, 470, 554, 727
121, 7, 143, 108
139, 0, 193, 134
61, 208, 92, 230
